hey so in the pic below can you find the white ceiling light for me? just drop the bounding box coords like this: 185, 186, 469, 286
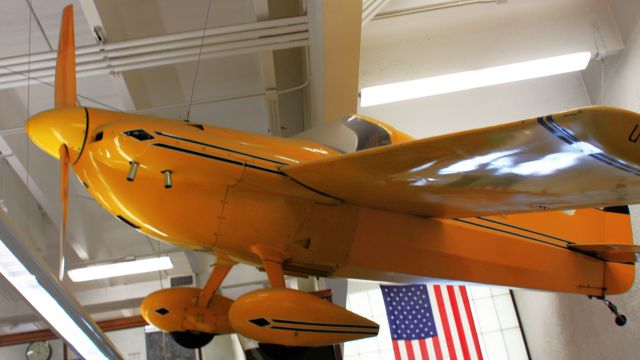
68, 256, 174, 282
360, 51, 591, 107
0, 239, 119, 359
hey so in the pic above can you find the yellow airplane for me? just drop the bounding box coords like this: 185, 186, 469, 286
24, 4, 640, 354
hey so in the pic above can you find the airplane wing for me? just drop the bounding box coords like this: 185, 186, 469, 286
283, 106, 640, 218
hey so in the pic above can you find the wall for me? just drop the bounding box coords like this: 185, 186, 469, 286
358, 2, 640, 359
513, 1, 640, 359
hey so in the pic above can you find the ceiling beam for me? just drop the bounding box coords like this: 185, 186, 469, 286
0, 315, 146, 346
0, 211, 120, 358
0, 16, 309, 90
78, 0, 136, 111
362, 0, 391, 26
254, 0, 282, 136
307, 0, 362, 127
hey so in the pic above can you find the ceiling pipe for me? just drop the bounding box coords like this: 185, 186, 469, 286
1, 32, 308, 80
373, 0, 506, 20
0, 38, 309, 89
0, 16, 309, 89
0, 16, 308, 69
362, 0, 391, 26
1, 21, 308, 74
0, 40, 309, 89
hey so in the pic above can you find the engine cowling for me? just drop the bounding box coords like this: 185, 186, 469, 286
229, 288, 379, 347
140, 287, 234, 335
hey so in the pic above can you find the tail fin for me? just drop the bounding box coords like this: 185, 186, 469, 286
488, 208, 637, 294
54, 5, 76, 108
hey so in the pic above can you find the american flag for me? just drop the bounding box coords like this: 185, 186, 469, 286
380, 284, 483, 360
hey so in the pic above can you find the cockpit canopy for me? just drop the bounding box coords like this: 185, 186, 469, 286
294, 115, 413, 153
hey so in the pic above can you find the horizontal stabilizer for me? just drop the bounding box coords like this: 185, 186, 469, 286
569, 244, 640, 264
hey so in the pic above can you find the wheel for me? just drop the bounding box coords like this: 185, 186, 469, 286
258, 343, 310, 359
169, 331, 215, 349
615, 315, 627, 327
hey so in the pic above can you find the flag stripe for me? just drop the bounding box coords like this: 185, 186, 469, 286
433, 285, 457, 360
459, 286, 483, 360
405, 339, 416, 360
441, 285, 464, 359
383, 284, 485, 360
418, 339, 429, 359
393, 339, 402, 360
433, 335, 444, 360
454, 286, 477, 360
426, 339, 436, 360
448, 286, 471, 360
428, 286, 450, 360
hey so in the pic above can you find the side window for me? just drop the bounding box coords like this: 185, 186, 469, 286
344, 116, 392, 151
124, 129, 154, 141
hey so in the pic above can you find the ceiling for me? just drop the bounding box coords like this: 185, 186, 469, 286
0, 0, 627, 337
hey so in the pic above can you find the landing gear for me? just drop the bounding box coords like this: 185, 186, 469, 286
589, 296, 627, 327
162, 254, 234, 349
169, 330, 215, 348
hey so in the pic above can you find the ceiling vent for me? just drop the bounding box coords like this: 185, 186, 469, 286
169, 274, 195, 288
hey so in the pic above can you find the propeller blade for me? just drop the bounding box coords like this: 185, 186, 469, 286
54, 5, 76, 108
59, 145, 70, 280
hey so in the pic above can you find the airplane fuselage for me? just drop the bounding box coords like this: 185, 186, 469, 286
31, 107, 635, 295
74, 107, 351, 269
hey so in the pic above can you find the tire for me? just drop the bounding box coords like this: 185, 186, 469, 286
169, 331, 215, 349
258, 343, 310, 359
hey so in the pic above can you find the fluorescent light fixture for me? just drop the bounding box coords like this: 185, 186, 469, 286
0, 242, 110, 359
68, 256, 173, 282
360, 51, 591, 107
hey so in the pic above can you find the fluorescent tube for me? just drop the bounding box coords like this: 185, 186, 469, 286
360, 51, 591, 107
68, 256, 173, 282
0, 242, 110, 359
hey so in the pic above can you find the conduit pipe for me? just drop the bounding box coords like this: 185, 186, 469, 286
0, 40, 309, 89
0, 33, 309, 82
373, 0, 505, 20
362, 0, 391, 26
0, 16, 308, 89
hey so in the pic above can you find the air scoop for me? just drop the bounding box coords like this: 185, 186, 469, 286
26, 107, 87, 162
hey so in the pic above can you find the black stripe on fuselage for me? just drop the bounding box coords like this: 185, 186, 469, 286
152, 143, 285, 176
271, 319, 379, 329
74, 107, 90, 165
453, 218, 568, 249
475, 216, 574, 245
154, 131, 289, 166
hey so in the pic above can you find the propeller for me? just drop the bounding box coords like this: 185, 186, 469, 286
55, 5, 76, 280
55, 5, 76, 108
59, 144, 70, 280
25, 5, 87, 280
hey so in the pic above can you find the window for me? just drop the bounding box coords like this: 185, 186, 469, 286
344, 116, 392, 151
124, 129, 154, 141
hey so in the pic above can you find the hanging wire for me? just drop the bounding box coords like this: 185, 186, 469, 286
24, 0, 33, 233
25, 0, 53, 51
0, 65, 124, 111
600, 58, 606, 103
591, 21, 606, 104
186, 0, 214, 120
145, 234, 166, 290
